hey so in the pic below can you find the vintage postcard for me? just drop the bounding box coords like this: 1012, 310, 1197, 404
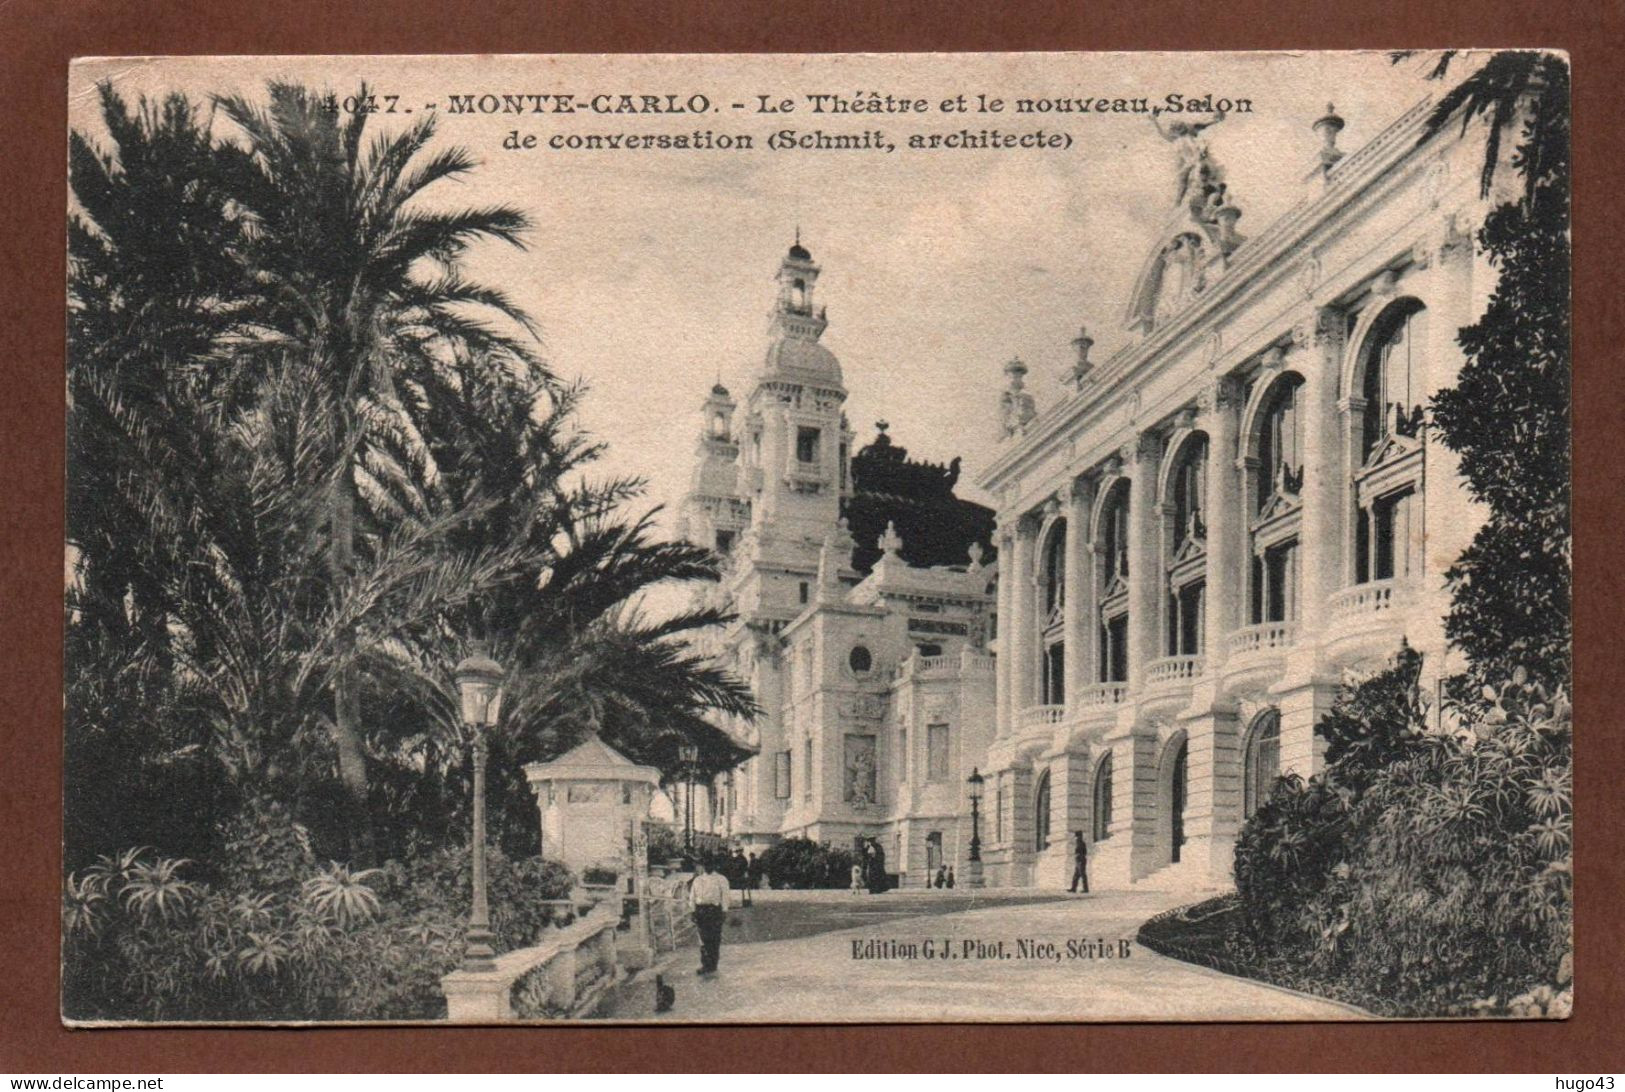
63, 50, 1571, 1025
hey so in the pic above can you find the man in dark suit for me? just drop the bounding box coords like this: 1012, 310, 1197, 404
1069, 831, 1089, 893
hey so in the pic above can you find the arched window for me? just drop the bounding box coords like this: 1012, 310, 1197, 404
1168, 739, 1188, 864
1243, 710, 1282, 818
1039, 521, 1067, 704
1042, 522, 1066, 617
1170, 437, 1208, 551
1034, 769, 1052, 851
1256, 375, 1304, 510
1249, 374, 1305, 627
1353, 301, 1428, 586
1361, 301, 1427, 460
1165, 435, 1208, 657
848, 645, 873, 676
1092, 753, 1114, 842
710, 411, 729, 440
1097, 481, 1131, 684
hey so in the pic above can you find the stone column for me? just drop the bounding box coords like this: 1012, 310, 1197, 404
1089, 728, 1161, 887
1034, 746, 1092, 888
1201, 377, 1244, 666
995, 525, 1015, 739
1007, 515, 1037, 727
1276, 678, 1338, 778
1006, 763, 1035, 884
1335, 393, 1368, 587
1176, 708, 1242, 884
1127, 433, 1163, 687
1062, 477, 1094, 705
1293, 308, 1347, 640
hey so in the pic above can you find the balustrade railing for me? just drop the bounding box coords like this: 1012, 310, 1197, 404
442, 901, 623, 1022
1074, 682, 1129, 709
1020, 704, 1067, 731
1227, 622, 1296, 658
1329, 578, 1401, 623
1144, 654, 1203, 689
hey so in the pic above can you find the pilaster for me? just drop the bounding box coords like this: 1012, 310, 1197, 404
1201, 377, 1244, 670
1127, 434, 1163, 688
1007, 515, 1038, 725
1292, 308, 1347, 644
1090, 726, 1160, 887
995, 526, 1015, 738
1177, 706, 1243, 883
1062, 477, 1095, 705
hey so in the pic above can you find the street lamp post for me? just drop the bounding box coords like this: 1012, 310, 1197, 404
966, 766, 986, 888
455, 644, 505, 973
678, 743, 699, 857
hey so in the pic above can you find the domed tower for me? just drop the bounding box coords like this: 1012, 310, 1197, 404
676, 381, 746, 559
737, 236, 853, 544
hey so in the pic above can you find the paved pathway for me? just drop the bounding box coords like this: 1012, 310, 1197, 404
610, 888, 1365, 1022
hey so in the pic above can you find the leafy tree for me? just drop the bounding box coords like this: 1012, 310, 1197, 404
66, 80, 757, 875
1407, 51, 1572, 699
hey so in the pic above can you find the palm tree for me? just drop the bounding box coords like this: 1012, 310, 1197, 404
213, 84, 536, 861
1401, 50, 1568, 207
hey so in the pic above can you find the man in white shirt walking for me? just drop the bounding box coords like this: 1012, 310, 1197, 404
689, 858, 731, 976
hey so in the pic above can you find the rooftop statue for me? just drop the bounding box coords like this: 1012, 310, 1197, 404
1000, 357, 1038, 438
1152, 108, 1228, 213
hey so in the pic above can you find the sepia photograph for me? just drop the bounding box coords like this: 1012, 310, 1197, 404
61, 49, 1571, 1026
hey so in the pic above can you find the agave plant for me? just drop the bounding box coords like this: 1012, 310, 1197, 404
120, 855, 200, 922
62, 872, 108, 937
301, 862, 383, 928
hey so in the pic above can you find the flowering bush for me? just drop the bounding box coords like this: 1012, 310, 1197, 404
62, 845, 573, 1022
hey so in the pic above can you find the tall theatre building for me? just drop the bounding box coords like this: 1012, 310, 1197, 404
681, 85, 1499, 891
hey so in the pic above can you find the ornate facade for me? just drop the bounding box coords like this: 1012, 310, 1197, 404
977, 96, 1496, 890
677, 240, 998, 885
684, 85, 1499, 892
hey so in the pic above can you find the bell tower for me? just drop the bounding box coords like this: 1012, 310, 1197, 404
737, 235, 851, 552
676, 381, 745, 559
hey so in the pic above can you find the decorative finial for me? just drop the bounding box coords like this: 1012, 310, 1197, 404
876, 419, 889, 434
1000, 357, 1037, 438
1313, 103, 1346, 173
1070, 326, 1095, 387
879, 521, 903, 558
967, 541, 985, 569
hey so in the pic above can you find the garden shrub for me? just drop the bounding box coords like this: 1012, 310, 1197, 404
62, 842, 574, 1022
757, 837, 856, 889
1231, 651, 1572, 1015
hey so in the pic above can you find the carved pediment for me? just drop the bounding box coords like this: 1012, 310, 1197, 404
1362, 430, 1422, 473
1168, 532, 1208, 572
1100, 574, 1129, 614
1253, 489, 1301, 527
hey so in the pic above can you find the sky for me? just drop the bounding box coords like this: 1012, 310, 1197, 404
69, 52, 1443, 533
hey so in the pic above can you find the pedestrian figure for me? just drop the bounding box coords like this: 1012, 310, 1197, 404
1070, 831, 1089, 894
934, 865, 947, 889
866, 839, 888, 894
850, 862, 864, 895
746, 852, 762, 896
946, 866, 955, 889
689, 857, 731, 976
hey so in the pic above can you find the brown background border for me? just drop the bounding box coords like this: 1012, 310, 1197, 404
3, 0, 1620, 1074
